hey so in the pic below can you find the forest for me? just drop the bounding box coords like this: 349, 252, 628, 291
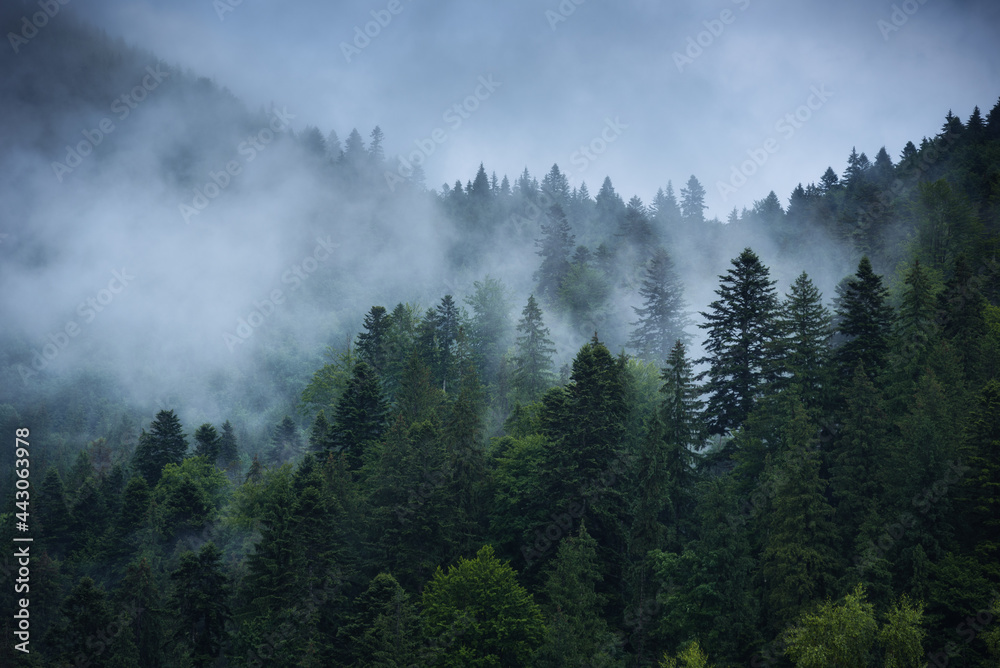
2, 7, 1000, 668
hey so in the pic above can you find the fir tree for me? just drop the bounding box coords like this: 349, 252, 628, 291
192, 423, 220, 462
680, 175, 707, 226
534, 203, 575, 306
132, 410, 189, 485
512, 295, 557, 402
266, 416, 301, 465
218, 420, 238, 471
329, 361, 388, 470
628, 247, 689, 366
775, 272, 833, 409
697, 248, 781, 434
834, 256, 894, 382
355, 305, 391, 375
169, 543, 230, 667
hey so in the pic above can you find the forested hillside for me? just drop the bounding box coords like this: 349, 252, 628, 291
2, 7, 1000, 668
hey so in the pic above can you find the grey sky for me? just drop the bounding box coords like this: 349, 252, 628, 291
82, 0, 1000, 216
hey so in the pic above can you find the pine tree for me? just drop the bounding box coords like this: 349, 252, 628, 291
761, 403, 840, 632
38, 467, 73, 556
680, 175, 707, 226
834, 256, 894, 382
339, 573, 419, 666
218, 420, 238, 471
329, 361, 388, 470
512, 295, 557, 402
464, 276, 513, 386
534, 203, 575, 306
266, 416, 301, 465
49, 576, 114, 667
535, 523, 618, 666
193, 423, 220, 462
355, 305, 391, 375
308, 409, 332, 455
697, 248, 781, 434
775, 272, 833, 409
628, 247, 689, 366
132, 410, 189, 485
169, 543, 230, 667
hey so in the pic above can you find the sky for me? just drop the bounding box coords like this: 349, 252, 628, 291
79, 0, 1000, 217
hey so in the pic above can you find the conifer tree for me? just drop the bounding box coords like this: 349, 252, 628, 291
534, 203, 575, 306
535, 523, 618, 666
133, 410, 189, 484
218, 419, 238, 470
628, 247, 689, 366
169, 543, 230, 667
339, 573, 419, 666
512, 295, 557, 402
193, 423, 220, 462
775, 272, 833, 409
680, 175, 707, 226
265, 416, 301, 465
355, 305, 391, 375
329, 361, 388, 470
697, 248, 781, 434
835, 257, 894, 383
38, 467, 73, 556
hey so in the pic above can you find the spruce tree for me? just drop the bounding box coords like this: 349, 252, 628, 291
218, 420, 238, 471
535, 523, 618, 666
775, 272, 833, 409
534, 203, 575, 306
697, 248, 781, 434
834, 256, 894, 382
132, 410, 189, 485
628, 247, 689, 366
265, 416, 301, 465
355, 305, 391, 375
329, 361, 388, 470
193, 423, 220, 462
512, 294, 557, 402
169, 543, 230, 667
679, 175, 707, 226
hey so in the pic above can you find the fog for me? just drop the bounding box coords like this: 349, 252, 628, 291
1, 0, 997, 447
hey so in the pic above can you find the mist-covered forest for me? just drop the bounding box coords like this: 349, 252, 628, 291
2, 3, 1000, 667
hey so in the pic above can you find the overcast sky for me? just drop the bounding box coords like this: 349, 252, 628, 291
76, 0, 1000, 217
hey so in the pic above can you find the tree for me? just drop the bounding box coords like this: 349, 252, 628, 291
834, 256, 894, 381
266, 416, 301, 465
761, 402, 840, 632
534, 524, 619, 667
660, 640, 714, 668
534, 203, 575, 306
38, 467, 73, 556
169, 542, 230, 667
697, 248, 781, 434
356, 305, 391, 375
339, 573, 419, 666
895, 259, 939, 363
218, 420, 239, 471
628, 247, 689, 366
49, 576, 114, 668
329, 361, 388, 470
132, 410, 189, 485
878, 595, 926, 668
464, 276, 513, 385
783, 584, 877, 668
512, 295, 557, 402
776, 272, 833, 409
421, 545, 545, 666
193, 423, 220, 462
680, 175, 707, 226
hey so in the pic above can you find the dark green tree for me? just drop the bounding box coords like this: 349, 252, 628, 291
339, 573, 419, 666
169, 543, 230, 667
775, 272, 833, 409
329, 361, 388, 470
356, 305, 391, 375
697, 248, 781, 434
193, 423, 220, 462
218, 419, 239, 471
266, 416, 301, 465
680, 175, 707, 226
512, 295, 557, 402
38, 467, 73, 556
132, 410, 189, 485
834, 256, 894, 381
